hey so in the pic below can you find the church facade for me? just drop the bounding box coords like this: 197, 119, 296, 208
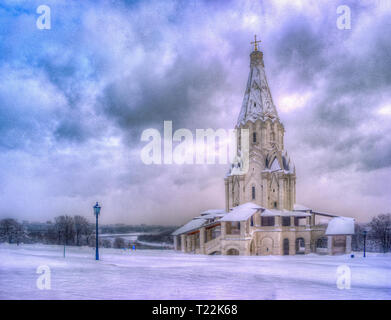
172, 39, 354, 256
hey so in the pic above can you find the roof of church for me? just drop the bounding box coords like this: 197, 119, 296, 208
270, 158, 281, 171
220, 202, 262, 221
293, 204, 312, 211
325, 217, 355, 235
172, 209, 227, 235
236, 48, 279, 127
261, 153, 295, 175
261, 209, 311, 217
201, 209, 226, 215
219, 203, 312, 222
200, 209, 226, 219
172, 203, 349, 235
171, 217, 207, 236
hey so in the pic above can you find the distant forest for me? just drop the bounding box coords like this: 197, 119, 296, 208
0, 215, 178, 249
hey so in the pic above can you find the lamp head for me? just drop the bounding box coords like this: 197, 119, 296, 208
93, 202, 101, 217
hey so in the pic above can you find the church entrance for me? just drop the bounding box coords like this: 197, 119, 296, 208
295, 238, 305, 254
226, 248, 240, 255
283, 238, 289, 255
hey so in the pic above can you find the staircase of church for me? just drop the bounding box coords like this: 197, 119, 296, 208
204, 236, 222, 255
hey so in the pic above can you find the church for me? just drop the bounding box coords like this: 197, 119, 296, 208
172, 37, 355, 256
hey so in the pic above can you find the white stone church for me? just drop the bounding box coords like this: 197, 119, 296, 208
172, 39, 355, 256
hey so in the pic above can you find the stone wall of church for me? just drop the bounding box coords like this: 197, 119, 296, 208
218, 229, 313, 256
225, 117, 296, 211
225, 45, 297, 212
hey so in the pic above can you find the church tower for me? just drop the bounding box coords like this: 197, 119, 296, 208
224, 36, 296, 212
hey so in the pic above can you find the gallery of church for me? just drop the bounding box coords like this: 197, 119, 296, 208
172, 37, 355, 256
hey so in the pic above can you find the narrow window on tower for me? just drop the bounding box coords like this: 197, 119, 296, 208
252, 186, 256, 200
253, 132, 257, 143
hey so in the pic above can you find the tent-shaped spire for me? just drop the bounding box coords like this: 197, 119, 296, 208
236, 38, 278, 127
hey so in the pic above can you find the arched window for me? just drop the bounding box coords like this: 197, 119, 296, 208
252, 186, 256, 200
317, 237, 328, 248
253, 132, 257, 143
296, 238, 305, 254
250, 215, 254, 227
274, 201, 277, 208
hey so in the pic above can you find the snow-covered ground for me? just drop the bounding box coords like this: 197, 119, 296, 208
0, 243, 390, 300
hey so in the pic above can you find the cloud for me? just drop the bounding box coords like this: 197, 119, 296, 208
0, 0, 390, 224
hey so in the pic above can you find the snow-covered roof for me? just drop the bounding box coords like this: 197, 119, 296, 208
261, 209, 311, 217
294, 204, 312, 211
171, 218, 207, 236
200, 209, 226, 216
220, 202, 262, 222
219, 203, 312, 222
270, 158, 281, 171
201, 214, 225, 220
312, 211, 339, 218
173, 209, 227, 236
325, 217, 355, 235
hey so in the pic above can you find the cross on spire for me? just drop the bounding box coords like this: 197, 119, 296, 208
250, 34, 261, 51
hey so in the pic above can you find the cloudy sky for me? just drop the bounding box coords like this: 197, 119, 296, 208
0, 0, 390, 225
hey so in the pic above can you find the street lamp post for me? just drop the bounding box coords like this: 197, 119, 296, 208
93, 202, 101, 260
363, 230, 367, 258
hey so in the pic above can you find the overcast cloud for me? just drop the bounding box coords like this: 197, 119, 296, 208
0, 0, 390, 224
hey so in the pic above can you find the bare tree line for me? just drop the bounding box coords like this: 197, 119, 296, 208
0, 218, 26, 245
0, 215, 147, 249
0, 215, 99, 247
1, 213, 390, 253
352, 213, 391, 253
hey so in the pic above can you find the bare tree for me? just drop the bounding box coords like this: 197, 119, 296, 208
369, 213, 391, 253
352, 223, 366, 251
46, 224, 58, 244
14, 223, 26, 245
85, 223, 94, 246
101, 239, 112, 248
113, 237, 125, 249
54, 216, 75, 245
0, 218, 24, 244
74, 215, 90, 246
